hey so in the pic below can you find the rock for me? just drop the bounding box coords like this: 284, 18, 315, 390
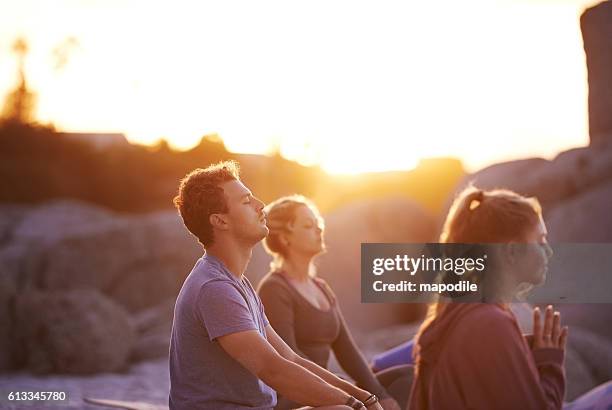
0, 204, 30, 246
0, 268, 17, 371
546, 180, 612, 242
459, 145, 612, 211
544, 181, 612, 341
564, 345, 597, 401
581, 0, 612, 145
34, 222, 151, 294
566, 325, 612, 398
131, 328, 172, 362
0, 201, 202, 373
463, 158, 549, 198
1, 202, 202, 313
10, 200, 122, 244
317, 197, 436, 330
130, 298, 175, 335
14, 289, 135, 374
129, 299, 175, 362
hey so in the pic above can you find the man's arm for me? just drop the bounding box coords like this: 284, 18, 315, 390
266, 325, 380, 408
217, 328, 356, 407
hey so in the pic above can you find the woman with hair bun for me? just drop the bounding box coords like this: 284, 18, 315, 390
257, 195, 408, 410
409, 185, 612, 410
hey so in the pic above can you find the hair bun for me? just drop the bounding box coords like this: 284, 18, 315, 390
469, 190, 484, 211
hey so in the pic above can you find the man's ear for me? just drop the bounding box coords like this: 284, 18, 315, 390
210, 213, 229, 230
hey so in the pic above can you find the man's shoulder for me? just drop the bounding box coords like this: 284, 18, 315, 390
184, 256, 229, 285
178, 257, 238, 302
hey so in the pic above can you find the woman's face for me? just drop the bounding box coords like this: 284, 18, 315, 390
284, 205, 325, 258
512, 217, 553, 286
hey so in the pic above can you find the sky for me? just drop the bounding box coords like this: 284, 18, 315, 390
0, 0, 601, 174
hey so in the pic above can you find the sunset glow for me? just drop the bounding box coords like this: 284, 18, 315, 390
0, 0, 598, 174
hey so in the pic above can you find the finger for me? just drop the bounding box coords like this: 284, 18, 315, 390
543, 305, 554, 341
533, 307, 542, 343
559, 326, 569, 350
551, 311, 561, 344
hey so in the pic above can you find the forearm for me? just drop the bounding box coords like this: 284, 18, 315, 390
295, 355, 372, 403
335, 346, 388, 398
261, 356, 351, 406
333, 313, 387, 398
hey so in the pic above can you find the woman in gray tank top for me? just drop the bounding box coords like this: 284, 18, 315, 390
257, 195, 411, 410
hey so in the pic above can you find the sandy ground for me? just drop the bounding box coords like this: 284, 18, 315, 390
0, 359, 169, 410
0, 324, 414, 410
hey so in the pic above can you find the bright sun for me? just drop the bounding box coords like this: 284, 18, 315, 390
0, 0, 591, 175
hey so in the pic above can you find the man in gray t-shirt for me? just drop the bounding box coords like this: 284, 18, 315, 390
169, 254, 275, 409
170, 161, 385, 410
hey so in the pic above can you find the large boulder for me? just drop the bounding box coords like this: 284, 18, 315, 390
9, 200, 121, 244
0, 201, 201, 313
459, 145, 612, 211
315, 197, 436, 330
318, 197, 436, 330
581, 0, 612, 145
0, 201, 205, 373
0, 267, 17, 371
0, 204, 30, 246
130, 298, 175, 362
461, 158, 548, 198
14, 289, 135, 374
545, 181, 612, 341
547, 180, 612, 243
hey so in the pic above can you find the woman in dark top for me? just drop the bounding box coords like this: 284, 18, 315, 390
257, 195, 407, 410
409, 186, 612, 410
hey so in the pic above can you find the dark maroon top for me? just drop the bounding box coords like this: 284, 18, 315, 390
409, 303, 565, 410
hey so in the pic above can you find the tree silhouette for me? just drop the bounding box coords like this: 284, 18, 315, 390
1, 38, 37, 124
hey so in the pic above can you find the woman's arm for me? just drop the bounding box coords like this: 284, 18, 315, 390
257, 278, 309, 358
331, 305, 389, 400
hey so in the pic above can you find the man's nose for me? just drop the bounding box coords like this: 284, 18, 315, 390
545, 243, 554, 259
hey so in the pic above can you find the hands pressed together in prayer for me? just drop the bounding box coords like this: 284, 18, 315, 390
532, 305, 568, 350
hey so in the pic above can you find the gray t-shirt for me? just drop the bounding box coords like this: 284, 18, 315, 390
169, 254, 276, 410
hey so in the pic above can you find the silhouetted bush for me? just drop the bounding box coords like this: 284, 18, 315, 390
0, 122, 321, 212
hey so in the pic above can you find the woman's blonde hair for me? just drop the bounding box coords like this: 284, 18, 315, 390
263, 194, 324, 273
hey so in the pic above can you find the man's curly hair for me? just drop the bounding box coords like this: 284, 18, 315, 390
173, 160, 240, 248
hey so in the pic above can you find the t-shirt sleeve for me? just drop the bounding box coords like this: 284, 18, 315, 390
196, 281, 259, 341
259, 299, 270, 328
